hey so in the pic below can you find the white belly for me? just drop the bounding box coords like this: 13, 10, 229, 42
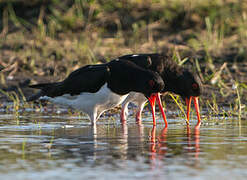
72, 84, 128, 114
122, 92, 147, 106
41, 84, 128, 122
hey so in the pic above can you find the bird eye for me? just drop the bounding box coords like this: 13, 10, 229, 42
149, 80, 155, 88
192, 83, 198, 90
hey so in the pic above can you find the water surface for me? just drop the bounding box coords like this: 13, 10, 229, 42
0, 111, 247, 180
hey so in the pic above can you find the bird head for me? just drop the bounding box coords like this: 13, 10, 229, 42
144, 71, 165, 98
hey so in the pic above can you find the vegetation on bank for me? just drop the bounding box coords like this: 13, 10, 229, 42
0, 0, 246, 120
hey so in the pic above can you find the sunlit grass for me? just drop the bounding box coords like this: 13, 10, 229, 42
0, 0, 246, 123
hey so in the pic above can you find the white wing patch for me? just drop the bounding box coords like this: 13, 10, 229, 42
131, 54, 139, 57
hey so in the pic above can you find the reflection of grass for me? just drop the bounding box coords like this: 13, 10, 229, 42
22, 139, 26, 159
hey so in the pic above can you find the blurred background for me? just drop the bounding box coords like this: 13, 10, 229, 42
0, 0, 246, 116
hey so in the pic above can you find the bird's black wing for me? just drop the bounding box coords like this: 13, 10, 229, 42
118, 54, 167, 74
118, 54, 154, 68
29, 64, 110, 97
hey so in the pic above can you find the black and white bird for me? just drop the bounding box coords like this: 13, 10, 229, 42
27, 60, 165, 125
117, 54, 202, 127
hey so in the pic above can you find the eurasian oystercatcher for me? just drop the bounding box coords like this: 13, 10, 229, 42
118, 53, 202, 127
27, 60, 165, 125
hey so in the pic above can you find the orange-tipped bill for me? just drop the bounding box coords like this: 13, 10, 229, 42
148, 93, 168, 127
148, 94, 157, 126
156, 93, 168, 127
185, 96, 201, 126
193, 96, 201, 127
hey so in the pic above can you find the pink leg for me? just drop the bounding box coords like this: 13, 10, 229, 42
136, 110, 142, 122
120, 102, 129, 123
135, 103, 145, 123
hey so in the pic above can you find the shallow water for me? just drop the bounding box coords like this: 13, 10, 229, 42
0, 111, 247, 180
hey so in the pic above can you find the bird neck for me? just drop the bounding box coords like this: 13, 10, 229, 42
162, 60, 185, 93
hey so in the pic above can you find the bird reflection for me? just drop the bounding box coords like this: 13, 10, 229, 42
149, 126, 168, 162
121, 118, 144, 138
92, 124, 98, 160
121, 119, 144, 160
50, 118, 200, 166
187, 124, 200, 159
149, 124, 200, 167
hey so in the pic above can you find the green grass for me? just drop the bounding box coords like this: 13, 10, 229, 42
0, 0, 247, 121
1, 0, 247, 65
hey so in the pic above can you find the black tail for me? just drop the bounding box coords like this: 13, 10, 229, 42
27, 83, 53, 102
29, 83, 57, 90
27, 83, 57, 102
29, 82, 63, 98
